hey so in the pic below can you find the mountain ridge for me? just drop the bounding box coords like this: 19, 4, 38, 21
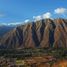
0, 18, 67, 49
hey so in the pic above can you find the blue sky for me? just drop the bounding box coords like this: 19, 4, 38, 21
0, 0, 67, 25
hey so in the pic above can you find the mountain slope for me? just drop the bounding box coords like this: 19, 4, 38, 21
0, 19, 67, 49
0, 25, 15, 37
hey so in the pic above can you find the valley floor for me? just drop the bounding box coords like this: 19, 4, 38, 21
0, 48, 67, 67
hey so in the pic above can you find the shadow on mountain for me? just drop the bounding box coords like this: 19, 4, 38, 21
40, 20, 45, 41
49, 21, 56, 47
16, 27, 23, 46
32, 22, 40, 47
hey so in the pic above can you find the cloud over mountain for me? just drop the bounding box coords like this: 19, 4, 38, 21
24, 19, 30, 23
42, 12, 51, 19
33, 15, 42, 21
33, 12, 51, 21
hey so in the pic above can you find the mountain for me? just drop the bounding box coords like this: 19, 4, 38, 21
0, 25, 15, 37
0, 19, 67, 49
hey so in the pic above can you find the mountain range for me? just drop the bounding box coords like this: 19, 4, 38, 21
0, 18, 67, 49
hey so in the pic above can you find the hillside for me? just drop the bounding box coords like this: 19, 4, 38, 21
0, 19, 67, 49
0, 25, 15, 37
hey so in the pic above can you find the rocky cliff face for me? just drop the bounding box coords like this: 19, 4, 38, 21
0, 19, 67, 49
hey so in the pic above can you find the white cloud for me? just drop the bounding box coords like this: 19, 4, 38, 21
33, 12, 51, 21
24, 19, 30, 23
7, 22, 22, 26
42, 12, 51, 19
0, 22, 23, 26
33, 15, 42, 21
54, 8, 67, 14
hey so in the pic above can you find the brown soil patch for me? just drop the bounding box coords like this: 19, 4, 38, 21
52, 60, 67, 67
